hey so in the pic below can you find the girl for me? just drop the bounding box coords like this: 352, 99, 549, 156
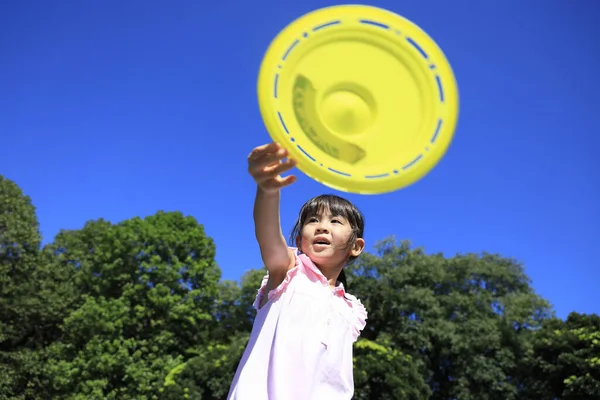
227, 142, 368, 399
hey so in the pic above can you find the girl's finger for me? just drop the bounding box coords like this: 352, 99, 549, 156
263, 174, 296, 190
261, 158, 296, 179
247, 142, 280, 162
277, 174, 297, 187
248, 148, 288, 175
253, 159, 295, 185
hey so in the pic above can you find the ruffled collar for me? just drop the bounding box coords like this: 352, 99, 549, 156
296, 251, 347, 297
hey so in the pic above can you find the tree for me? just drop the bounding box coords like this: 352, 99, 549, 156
0, 175, 77, 399
41, 211, 221, 399
5, 175, 592, 399
160, 269, 265, 399
520, 312, 600, 399
211, 268, 265, 340
159, 332, 250, 400
346, 237, 554, 399
353, 335, 431, 399
0, 175, 39, 398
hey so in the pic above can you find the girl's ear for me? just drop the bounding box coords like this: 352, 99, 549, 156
350, 238, 365, 258
296, 234, 302, 252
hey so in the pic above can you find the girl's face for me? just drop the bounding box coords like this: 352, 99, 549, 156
298, 207, 364, 268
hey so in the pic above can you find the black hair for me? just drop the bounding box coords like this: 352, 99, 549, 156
289, 194, 365, 289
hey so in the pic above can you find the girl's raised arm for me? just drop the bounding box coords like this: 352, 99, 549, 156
247, 142, 297, 280
254, 187, 294, 276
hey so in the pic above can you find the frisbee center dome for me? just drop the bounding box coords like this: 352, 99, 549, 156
320, 89, 373, 135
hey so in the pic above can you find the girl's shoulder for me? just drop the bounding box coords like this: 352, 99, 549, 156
252, 247, 307, 310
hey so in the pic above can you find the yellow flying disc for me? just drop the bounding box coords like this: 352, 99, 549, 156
257, 4, 459, 194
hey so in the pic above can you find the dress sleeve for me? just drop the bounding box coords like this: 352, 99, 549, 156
252, 248, 303, 310
344, 293, 368, 342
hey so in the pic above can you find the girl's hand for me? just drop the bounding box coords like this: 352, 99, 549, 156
248, 142, 297, 193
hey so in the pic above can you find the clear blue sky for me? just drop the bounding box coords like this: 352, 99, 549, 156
1, 0, 598, 319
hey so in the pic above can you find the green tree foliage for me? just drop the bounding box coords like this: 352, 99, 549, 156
40, 211, 221, 399
0, 175, 41, 398
353, 335, 431, 399
520, 312, 600, 399
0, 176, 77, 399
161, 269, 264, 398
160, 332, 250, 400
211, 269, 265, 340
1, 175, 598, 399
346, 237, 554, 399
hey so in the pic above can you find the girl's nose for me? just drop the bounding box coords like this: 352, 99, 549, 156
316, 225, 329, 233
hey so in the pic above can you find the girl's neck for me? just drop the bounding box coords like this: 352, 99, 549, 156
314, 262, 345, 289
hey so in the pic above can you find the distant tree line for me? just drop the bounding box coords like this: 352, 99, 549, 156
1, 175, 598, 399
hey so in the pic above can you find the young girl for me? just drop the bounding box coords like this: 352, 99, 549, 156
227, 142, 368, 399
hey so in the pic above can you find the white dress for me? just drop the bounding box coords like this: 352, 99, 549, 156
227, 248, 368, 399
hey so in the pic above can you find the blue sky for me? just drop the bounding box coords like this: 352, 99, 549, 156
1, 0, 598, 319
